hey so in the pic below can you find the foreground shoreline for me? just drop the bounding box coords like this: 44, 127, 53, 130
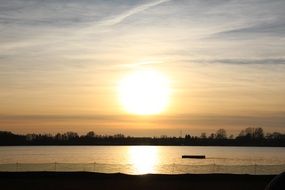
0, 172, 275, 190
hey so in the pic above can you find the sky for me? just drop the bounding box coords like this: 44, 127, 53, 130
0, 0, 285, 136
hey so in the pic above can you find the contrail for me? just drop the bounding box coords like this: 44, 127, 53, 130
100, 0, 171, 26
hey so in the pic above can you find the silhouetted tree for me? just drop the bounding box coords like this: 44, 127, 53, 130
229, 134, 234, 139
238, 127, 264, 140
200, 132, 207, 139
215, 129, 227, 139
253, 128, 264, 139
55, 133, 63, 141
65, 132, 79, 140
266, 132, 284, 140
114, 134, 125, 138
209, 133, 215, 139
184, 134, 191, 139
86, 131, 95, 138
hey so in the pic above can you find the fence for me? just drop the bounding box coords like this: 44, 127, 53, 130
0, 163, 284, 175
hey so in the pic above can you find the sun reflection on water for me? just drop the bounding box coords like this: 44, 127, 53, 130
129, 146, 158, 174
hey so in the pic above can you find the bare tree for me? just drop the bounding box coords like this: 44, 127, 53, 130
215, 129, 227, 139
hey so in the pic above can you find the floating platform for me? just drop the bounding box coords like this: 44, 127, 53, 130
182, 155, 206, 159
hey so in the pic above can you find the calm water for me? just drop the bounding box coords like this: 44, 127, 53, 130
0, 146, 284, 174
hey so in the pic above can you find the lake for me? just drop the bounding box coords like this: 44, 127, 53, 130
0, 146, 284, 174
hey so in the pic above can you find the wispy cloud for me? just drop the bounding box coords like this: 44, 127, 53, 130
179, 58, 285, 65
98, 0, 170, 26
211, 21, 285, 39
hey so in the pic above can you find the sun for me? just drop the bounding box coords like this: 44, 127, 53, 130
118, 70, 170, 115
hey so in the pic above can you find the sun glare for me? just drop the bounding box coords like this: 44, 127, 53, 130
129, 146, 158, 174
118, 70, 170, 115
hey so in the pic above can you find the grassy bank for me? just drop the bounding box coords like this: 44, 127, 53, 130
0, 172, 275, 190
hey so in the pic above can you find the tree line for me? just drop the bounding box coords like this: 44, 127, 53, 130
0, 127, 284, 146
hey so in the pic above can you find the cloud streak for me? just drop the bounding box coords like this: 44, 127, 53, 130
180, 58, 285, 65
1, 113, 285, 135
212, 21, 285, 39
98, 0, 170, 26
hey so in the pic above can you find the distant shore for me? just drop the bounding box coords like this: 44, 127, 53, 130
1, 129, 285, 147
0, 172, 275, 190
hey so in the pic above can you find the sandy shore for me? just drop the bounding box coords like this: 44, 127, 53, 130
0, 172, 275, 190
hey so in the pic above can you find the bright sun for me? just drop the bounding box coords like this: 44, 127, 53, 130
118, 70, 170, 115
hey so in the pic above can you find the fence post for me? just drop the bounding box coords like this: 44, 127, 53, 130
93, 162, 96, 172
254, 164, 257, 175
213, 161, 216, 173
54, 162, 57, 172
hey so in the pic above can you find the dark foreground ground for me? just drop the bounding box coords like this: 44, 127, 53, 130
0, 172, 275, 190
